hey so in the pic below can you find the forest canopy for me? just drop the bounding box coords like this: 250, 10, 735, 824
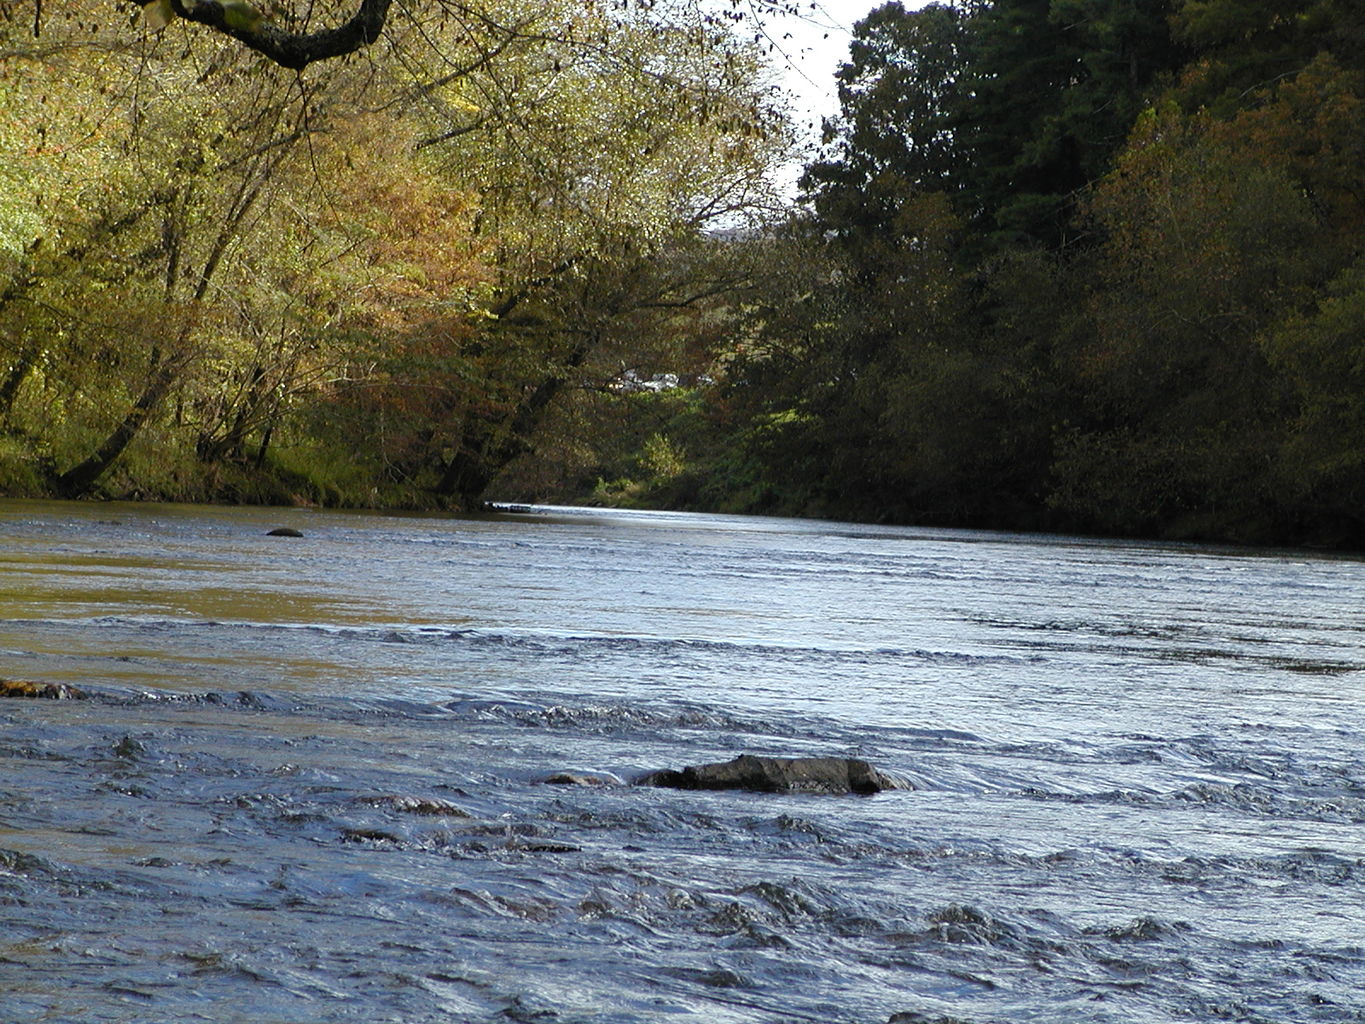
0, 0, 790, 506
4, 0, 1365, 549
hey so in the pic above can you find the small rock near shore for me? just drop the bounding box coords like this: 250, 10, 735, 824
266, 527, 304, 537
636, 754, 907, 796
0, 678, 86, 700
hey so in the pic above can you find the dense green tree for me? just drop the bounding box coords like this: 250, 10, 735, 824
770, 1, 1102, 524
1171, 0, 1365, 113
802, 2, 971, 244
1259, 258, 1365, 543
686, 0, 1364, 544
957, 0, 1185, 247
1050, 58, 1365, 540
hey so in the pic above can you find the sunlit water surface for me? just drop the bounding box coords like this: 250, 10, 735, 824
2, 500, 1364, 1023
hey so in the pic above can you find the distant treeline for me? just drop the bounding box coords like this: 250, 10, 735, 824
504, 0, 1365, 549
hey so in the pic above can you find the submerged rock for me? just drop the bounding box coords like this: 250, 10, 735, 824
360, 794, 469, 817
266, 527, 304, 537
341, 827, 403, 845
113, 735, 146, 759
511, 840, 581, 854
636, 754, 907, 796
0, 678, 86, 700
540, 770, 625, 786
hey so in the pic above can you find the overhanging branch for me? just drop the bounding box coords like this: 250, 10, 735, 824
168, 0, 393, 70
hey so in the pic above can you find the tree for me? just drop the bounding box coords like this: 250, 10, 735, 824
2, 0, 790, 505
956, 0, 1185, 248
29, 0, 389, 71
31, 0, 822, 76
143, 0, 391, 70
189, 109, 486, 480
1171, 0, 1365, 114
802, 2, 971, 244
2, 9, 369, 498
368, 0, 790, 505
1259, 258, 1365, 543
1051, 100, 1320, 538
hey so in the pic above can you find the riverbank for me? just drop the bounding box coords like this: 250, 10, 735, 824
8, 459, 1364, 555
5, 381, 1364, 553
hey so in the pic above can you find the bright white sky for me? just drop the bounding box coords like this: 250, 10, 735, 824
756, 0, 931, 191
764, 1, 873, 135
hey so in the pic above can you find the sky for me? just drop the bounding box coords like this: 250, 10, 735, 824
766, 1, 872, 135
756, 0, 930, 191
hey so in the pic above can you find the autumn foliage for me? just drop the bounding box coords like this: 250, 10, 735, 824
0, 0, 786, 506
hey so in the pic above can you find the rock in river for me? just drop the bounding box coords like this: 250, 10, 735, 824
0, 678, 86, 700
636, 754, 906, 796
266, 527, 304, 537
359, 794, 470, 817
540, 770, 625, 786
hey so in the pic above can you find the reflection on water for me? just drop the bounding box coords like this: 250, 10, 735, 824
2, 499, 1364, 1022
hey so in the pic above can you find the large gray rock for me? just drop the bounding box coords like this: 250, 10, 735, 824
636, 754, 906, 796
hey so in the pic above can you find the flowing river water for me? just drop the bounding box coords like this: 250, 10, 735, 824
1, 499, 1363, 1023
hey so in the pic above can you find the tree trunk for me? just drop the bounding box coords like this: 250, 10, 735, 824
54, 356, 181, 498
435, 348, 587, 506
197, 364, 269, 463
0, 273, 39, 420
0, 352, 35, 419
254, 421, 275, 470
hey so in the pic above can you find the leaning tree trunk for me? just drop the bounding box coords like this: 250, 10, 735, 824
53, 146, 280, 498
0, 273, 40, 421
53, 353, 182, 498
434, 346, 588, 506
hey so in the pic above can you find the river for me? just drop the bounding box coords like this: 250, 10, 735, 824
1, 499, 1363, 1023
